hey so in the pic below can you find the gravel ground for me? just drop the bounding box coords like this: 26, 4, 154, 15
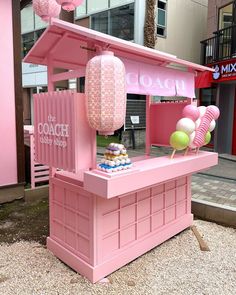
0, 220, 235, 295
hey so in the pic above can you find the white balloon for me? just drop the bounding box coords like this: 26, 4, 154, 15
195, 118, 201, 129
198, 106, 206, 117
209, 120, 216, 132
188, 131, 197, 149
176, 118, 195, 135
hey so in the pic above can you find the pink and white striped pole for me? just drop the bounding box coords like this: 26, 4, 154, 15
193, 105, 220, 147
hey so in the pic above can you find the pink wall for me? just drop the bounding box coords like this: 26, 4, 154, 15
0, 1, 17, 186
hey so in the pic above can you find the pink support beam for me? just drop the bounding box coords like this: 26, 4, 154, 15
145, 95, 151, 155
51, 69, 85, 82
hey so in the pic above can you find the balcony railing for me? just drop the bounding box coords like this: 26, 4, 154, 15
201, 24, 236, 64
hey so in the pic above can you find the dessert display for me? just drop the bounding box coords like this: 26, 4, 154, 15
97, 143, 132, 173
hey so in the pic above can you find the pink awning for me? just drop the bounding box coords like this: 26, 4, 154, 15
195, 71, 212, 89
23, 18, 213, 97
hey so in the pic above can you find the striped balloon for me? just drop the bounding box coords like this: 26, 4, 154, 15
193, 106, 217, 147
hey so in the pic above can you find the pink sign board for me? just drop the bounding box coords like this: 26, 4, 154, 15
122, 59, 195, 98
34, 91, 95, 172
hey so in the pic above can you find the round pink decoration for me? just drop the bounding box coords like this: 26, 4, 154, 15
182, 105, 200, 121
33, 0, 61, 22
207, 105, 220, 120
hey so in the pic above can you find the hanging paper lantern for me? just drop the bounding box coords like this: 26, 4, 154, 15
33, 0, 61, 22
85, 51, 126, 136
56, 0, 83, 11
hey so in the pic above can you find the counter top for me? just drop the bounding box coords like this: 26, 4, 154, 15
83, 151, 218, 199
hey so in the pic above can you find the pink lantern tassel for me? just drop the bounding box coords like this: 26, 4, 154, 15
56, 0, 84, 11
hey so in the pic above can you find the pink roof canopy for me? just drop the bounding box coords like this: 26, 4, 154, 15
24, 18, 213, 98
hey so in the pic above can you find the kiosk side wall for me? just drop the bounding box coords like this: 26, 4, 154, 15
48, 174, 193, 282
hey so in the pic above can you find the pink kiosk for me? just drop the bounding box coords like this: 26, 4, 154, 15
24, 19, 217, 283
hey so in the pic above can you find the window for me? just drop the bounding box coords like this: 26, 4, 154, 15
219, 3, 233, 30
87, 0, 108, 14
125, 95, 146, 130
75, 0, 134, 18
22, 32, 34, 57
22, 29, 45, 57
91, 11, 108, 34
21, 5, 34, 33
21, 4, 47, 34
156, 0, 167, 37
21, 4, 47, 57
75, 1, 87, 17
110, 5, 134, 40
110, 0, 133, 8
91, 3, 134, 40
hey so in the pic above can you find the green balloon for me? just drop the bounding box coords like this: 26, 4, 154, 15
170, 131, 190, 150
205, 131, 211, 145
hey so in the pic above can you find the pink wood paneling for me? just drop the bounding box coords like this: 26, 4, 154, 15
50, 177, 94, 264
97, 177, 190, 263
0, 1, 17, 186
47, 212, 193, 283
34, 91, 95, 172
150, 101, 189, 146
48, 174, 192, 283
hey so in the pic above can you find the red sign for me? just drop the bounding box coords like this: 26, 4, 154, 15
209, 58, 236, 83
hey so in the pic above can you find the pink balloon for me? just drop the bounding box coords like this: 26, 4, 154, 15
182, 105, 200, 121
207, 105, 220, 120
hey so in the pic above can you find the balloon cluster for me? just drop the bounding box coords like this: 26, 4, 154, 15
169, 104, 220, 158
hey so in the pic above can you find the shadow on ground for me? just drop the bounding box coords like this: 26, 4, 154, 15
0, 198, 49, 245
